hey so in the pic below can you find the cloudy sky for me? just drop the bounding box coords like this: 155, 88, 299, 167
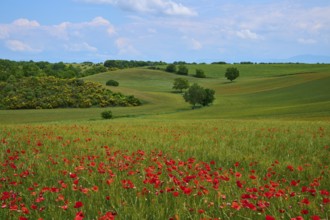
1, 0, 329, 63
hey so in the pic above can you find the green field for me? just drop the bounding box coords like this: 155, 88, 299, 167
1, 64, 330, 123
1, 64, 330, 220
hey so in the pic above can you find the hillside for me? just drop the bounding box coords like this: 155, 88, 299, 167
0, 64, 329, 123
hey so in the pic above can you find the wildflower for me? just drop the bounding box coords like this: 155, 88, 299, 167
231, 201, 241, 210
74, 201, 84, 208
265, 216, 275, 220
301, 198, 310, 205
301, 209, 308, 215
99, 211, 116, 220
75, 211, 84, 220
172, 192, 179, 197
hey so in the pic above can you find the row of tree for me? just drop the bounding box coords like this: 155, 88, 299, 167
0, 76, 141, 109
168, 64, 240, 82
165, 64, 206, 78
104, 60, 166, 69
0, 59, 108, 81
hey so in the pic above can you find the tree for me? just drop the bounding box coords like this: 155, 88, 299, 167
106, 79, 119, 87
183, 83, 215, 108
172, 78, 189, 93
101, 110, 113, 119
165, 64, 176, 73
225, 67, 239, 82
177, 65, 188, 75
201, 88, 215, 106
194, 69, 206, 78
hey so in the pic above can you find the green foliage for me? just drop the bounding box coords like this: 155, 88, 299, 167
172, 78, 189, 93
194, 69, 206, 78
104, 60, 165, 69
106, 79, 119, 87
0, 76, 141, 109
225, 67, 240, 81
201, 88, 215, 106
165, 64, 177, 73
211, 61, 227, 64
177, 65, 189, 75
101, 110, 113, 119
183, 83, 215, 108
80, 64, 107, 77
0, 59, 109, 81
240, 61, 254, 64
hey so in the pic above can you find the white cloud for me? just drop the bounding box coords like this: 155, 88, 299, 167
12, 18, 40, 27
51, 16, 116, 38
64, 42, 98, 52
5, 40, 41, 52
80, 0, 197, 16
89, 16, 111, 26
0, 17, 118, 57
115, 37, 139, 55
236, 29, 261, 40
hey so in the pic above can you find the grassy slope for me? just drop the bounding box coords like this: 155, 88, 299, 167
0, 64, 329, 124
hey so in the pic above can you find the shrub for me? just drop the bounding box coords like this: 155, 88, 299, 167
172, 78, 189, 93
165, 64, 176, 73
101, 110, 113, 119
177, 65, 188, 75
194, 69, 206, 78
106, 79, 119, 87
183, 83, 215, 108
225, 67, 240, 82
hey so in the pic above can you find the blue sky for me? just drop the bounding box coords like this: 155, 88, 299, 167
1, 0, 329, 63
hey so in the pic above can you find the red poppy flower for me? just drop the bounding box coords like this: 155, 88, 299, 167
75, 211, 84, 220
231, 201, 241, 210
265, 215, 275, 220
74, 201, 84, 208
301, 209, 308, 215
301, 198, 310, 205
99, 211, 116, 220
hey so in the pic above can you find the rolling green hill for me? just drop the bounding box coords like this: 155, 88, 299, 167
0, 64, 329, 123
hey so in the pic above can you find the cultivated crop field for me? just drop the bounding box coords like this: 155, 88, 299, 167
1, 119, 329, 220
1, 64, 330, 219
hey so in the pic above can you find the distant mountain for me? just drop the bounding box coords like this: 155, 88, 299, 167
276, 55, 330, 64
199, 55, 330, 64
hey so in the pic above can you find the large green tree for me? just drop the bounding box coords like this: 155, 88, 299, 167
172, 78, 189, 93
183, 83, 215, 108
225, 67, 240, 82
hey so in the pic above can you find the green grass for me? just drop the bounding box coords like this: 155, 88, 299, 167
1, 64, 330, 219
1, 119, 329, 219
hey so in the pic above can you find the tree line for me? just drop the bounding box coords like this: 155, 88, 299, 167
104, 60, 166, 69
0, 59, 108, 81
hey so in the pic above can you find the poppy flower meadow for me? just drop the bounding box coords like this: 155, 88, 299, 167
0, 119, 329, 219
